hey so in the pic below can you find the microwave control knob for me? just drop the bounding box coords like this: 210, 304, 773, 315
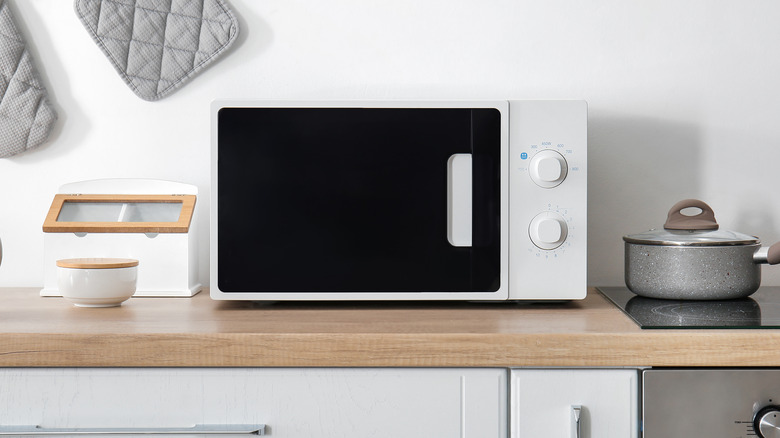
529, 212, 568, 250
529, 150, 568, 188
755, 406, 780, 438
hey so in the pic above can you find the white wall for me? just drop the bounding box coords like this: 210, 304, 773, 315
2, 0, 780, 288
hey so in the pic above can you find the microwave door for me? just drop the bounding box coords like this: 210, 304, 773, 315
216, 107, 501, 294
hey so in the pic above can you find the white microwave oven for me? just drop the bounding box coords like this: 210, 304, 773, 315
210, 100, 587, 301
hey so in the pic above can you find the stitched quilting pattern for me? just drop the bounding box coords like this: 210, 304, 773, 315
74, 0, 239, 101
0, 0, 57, 158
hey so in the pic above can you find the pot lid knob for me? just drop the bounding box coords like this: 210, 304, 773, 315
664, 199, 720, 231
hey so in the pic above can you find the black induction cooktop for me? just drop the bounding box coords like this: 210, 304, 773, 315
597, 286, 780, 329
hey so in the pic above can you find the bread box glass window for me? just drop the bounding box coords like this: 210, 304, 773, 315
57, 201, 182, 223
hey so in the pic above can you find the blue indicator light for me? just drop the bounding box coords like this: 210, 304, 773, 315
520, 152, 528, 160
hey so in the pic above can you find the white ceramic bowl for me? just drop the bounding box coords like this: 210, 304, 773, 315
56, 258, 138, 307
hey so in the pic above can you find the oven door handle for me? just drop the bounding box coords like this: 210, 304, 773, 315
0, 424, 266, 435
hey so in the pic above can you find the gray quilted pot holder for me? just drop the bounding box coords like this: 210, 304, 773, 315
74, 0, 240, 101
0, 0, 58, 158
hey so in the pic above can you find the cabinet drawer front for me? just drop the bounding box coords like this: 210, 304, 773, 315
510, 368, 639, 438
0, 368, 506, 438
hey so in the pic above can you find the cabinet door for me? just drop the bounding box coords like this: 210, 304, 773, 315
0, 368, 506, 438
510, 368, 639, 438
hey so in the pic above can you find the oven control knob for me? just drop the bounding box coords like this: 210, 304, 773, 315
755, 406, 780, 438
529, 212, 568, 250
529, 150, 568, 188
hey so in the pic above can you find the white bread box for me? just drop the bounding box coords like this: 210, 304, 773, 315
41, 179, 201, 297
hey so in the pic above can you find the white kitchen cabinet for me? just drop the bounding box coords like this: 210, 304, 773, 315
0, 368, 507, 438
510, 368, 640, 438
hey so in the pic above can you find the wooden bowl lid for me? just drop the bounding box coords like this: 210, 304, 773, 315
56, 258, 139, 269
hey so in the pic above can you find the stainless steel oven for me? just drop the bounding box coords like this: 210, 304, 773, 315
643, 368, 780, 437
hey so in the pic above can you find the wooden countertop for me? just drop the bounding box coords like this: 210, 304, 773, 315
0, 287, 777, 367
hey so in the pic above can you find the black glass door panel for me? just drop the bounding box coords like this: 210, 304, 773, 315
217, 107, 501, 292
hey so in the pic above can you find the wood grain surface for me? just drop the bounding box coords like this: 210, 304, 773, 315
0, 287, 776, 367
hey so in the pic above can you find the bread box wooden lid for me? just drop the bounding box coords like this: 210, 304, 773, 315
42, 194, 196, 234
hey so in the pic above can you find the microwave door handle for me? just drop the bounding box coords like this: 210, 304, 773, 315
0, 425, 266, 435
447, 153, 472, 247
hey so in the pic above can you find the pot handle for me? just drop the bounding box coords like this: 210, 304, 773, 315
757, 242, 780, 265
769, 242, 780, 265
664, 199, 720, 231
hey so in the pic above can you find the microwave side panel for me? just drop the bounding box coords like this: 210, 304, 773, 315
508, 100, 587, 300
210, 100, 509, 301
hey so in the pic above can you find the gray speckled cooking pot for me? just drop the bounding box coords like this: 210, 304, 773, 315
624, 199, 780, 300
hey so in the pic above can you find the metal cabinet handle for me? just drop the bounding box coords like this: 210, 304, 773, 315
0, 424, 265, 435
571, 405, 581, 438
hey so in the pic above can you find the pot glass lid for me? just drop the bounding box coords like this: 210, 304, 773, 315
623, 228, 759, 246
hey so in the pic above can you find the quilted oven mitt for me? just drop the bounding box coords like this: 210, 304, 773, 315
0, 0, 58, 158
74, 0, 240, 101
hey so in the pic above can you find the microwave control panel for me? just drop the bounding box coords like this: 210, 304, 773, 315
508, 100, 587, 300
